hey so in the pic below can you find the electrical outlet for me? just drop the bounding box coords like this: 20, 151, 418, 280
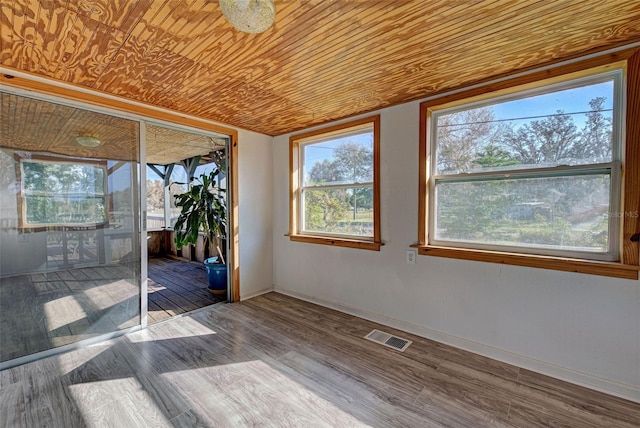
406, 249, 416, 265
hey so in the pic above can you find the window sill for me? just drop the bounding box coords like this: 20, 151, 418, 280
288, 234, 383, 251
413, 245, 639, 280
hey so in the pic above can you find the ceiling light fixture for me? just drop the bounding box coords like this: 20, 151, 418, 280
219, 0, 276, 34
76, 136, 101, 148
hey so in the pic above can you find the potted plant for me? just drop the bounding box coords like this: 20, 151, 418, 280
173, 169, 227, 294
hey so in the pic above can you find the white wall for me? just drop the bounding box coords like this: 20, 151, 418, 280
271, 101, 640, 402
238, 129, 274, 300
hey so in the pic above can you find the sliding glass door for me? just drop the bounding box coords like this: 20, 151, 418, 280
0, 91, 142, 365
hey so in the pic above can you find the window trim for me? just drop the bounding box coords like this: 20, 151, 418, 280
417, 53, 640, 279
289, 115, 382, 251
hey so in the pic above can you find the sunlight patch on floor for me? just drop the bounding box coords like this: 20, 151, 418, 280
165, 359, 366, 426
69, 377, 172, 427
84, 279, 138, 310
44, 295, 87, 331
127, 321, 217, 343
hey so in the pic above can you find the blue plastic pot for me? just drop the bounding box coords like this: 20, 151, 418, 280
204, 257, 227, 295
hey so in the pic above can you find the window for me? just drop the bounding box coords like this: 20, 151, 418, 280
18, 155, 108, 228
419, 57, 639, 279
290, 115, 381, 250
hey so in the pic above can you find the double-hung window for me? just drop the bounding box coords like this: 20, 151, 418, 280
19, 156, 108, 228
419, 59, 639, 279
289, 115, 381, 250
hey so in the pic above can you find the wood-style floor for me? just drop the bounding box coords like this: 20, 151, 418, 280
147, 257, 225, 324
0, 264, 139, 363
0, 257, 222, 363
1, 292, 638, 427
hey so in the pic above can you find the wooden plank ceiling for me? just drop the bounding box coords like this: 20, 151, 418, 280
0, 91, 140, 161
1, 0, 640, 137
0, 92, 225, 163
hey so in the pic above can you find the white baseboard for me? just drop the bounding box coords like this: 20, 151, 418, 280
274, 286, 640, 404
241, 286, 274, 301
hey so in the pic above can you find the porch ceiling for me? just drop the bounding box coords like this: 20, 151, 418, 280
1, 1, 640, 137
145, 124, 225, 165
0, 92, 225, 164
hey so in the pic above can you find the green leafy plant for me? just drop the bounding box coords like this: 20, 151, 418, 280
173, 169, 226, 263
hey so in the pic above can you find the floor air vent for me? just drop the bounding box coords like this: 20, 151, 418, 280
364, 329, 412, 352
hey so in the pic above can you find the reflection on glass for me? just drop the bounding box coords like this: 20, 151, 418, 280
21, 158, 107, 226
0, 93, 141, 363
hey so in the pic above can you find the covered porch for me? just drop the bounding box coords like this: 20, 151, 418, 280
144, 134, 230, 323
147, 257, 225, 323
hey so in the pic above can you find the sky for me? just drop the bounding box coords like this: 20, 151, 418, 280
147, 162, 220, 184
469, 80, 614, 129
303, 133, 373, 177
301, 79, 615, 175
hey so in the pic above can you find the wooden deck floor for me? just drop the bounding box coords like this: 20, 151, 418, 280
1, 292, 638, 427
147, 257, 225, 324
